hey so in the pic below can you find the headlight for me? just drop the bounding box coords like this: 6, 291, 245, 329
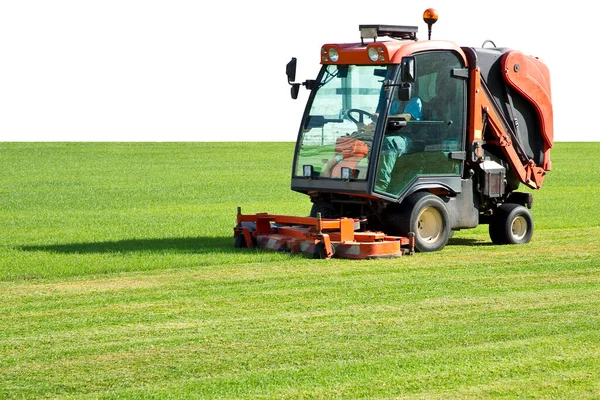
368, 47, 379, 62
328, 48, 339, 62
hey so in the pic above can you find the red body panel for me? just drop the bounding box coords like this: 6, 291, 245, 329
502, 51, 553, 171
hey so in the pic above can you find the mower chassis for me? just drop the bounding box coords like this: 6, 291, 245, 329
234, 207, 414, 259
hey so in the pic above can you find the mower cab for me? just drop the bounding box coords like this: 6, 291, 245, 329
287, 30, 468, 215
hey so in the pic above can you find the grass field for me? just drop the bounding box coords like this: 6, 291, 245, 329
0, 142, 599, 399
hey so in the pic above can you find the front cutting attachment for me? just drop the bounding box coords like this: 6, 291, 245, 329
234, 207, 414, 259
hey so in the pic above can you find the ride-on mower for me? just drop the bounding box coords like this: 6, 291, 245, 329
234, 8, 553, 259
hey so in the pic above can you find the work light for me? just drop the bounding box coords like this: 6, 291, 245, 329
303, 165, 313, 178
341, 167, 351, 180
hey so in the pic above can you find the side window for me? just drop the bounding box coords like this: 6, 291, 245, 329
414, 51, 465, 148
375, 51, 466, 196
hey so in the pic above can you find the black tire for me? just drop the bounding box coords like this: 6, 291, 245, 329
488, 215, 504, 245
234, 233, 246, 248
489, 203, 534, 245
313, 241, 335, 259
387, 192, 451, 252
309, 198, 338, 218
234, 223, 257, 248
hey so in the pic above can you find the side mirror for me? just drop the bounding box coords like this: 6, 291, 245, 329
286, 57, 297, 83
290, 84, 300, 99
398, 82, 412, 101
287, 57, 300, 99
400, 56, 416, 83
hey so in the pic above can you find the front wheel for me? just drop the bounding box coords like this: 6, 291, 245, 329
309, 198, 338, 218
386, 192, 451, 252
234, 233, 246, 248
489, 203, 534, 245
313, 241, 335, 259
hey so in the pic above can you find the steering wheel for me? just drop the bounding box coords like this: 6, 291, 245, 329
346, 109, 375, 125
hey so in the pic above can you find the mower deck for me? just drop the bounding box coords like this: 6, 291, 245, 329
234, 207, 414, 259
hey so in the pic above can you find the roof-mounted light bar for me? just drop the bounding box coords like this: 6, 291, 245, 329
359, 25, 418, 44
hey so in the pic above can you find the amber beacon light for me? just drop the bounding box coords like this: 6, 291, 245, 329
422, 8, 439, 40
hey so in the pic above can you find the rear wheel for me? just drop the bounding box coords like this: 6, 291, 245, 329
386, 192, 451, 252
489, 203, 534, 245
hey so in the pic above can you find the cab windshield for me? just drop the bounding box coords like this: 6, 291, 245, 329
293, 64, 394, 180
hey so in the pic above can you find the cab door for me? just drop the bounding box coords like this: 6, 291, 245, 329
375, 50, 466, 198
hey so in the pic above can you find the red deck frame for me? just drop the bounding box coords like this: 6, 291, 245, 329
234, 209, 414, 259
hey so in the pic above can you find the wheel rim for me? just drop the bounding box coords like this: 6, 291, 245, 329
417, 206, 443, 243
511, 215, 528, 240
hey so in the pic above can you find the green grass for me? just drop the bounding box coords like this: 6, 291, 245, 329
0, 142, 599, 399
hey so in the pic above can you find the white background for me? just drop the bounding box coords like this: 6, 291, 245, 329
0, 1, 595, 142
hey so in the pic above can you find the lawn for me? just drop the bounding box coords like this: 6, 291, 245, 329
0, 142, 599, 399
